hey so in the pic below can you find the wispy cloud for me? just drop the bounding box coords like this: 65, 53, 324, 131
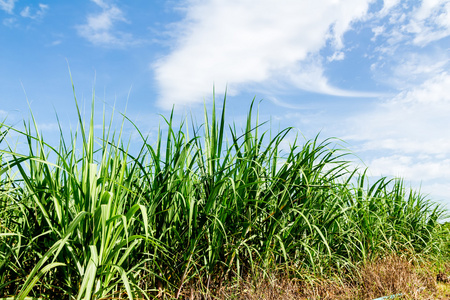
154, 0, 375, 109
366, 0, 450, 103
344, 71, 450, 185
336, 0, 450, 204
371, 50, 450, 93
36, 122, 60, 132
364, 153, 450, 206
327, 51, 345, 62
407, 0, 450, 46
2, 17, 16, 27
370, 0, 450, 48
0, 0, 17, 14
367, 155, 450, 181
77, 0, 136, 47
49, 40, 61, 46
20, 3, 48, 20
419, 182, 450, 206
347, 72, 450, 153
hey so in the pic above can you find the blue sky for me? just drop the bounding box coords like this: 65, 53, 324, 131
1, 0, 450, 209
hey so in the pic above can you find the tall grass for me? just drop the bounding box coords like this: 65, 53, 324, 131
0, 87, 447, 299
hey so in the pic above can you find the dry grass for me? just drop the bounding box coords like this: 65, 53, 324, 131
172, 255, 448, 300
357, 256, 435, 300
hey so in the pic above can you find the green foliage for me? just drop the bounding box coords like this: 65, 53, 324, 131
0, 87, 447, 298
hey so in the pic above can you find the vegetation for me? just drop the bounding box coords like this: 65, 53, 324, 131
0, 85, 448, 299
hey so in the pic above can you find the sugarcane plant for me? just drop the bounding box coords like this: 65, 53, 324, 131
0, 84, 446, 299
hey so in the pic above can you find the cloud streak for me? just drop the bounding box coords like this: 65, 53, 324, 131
154, 0, 375, 109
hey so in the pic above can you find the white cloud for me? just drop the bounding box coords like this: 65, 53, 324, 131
20, 4, 48, 20
154, 0, 376, 109
77, 0, 135, 47
0, 0, 16, 14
